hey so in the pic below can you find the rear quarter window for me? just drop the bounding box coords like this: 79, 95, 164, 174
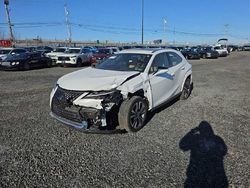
167, 52, 183, 67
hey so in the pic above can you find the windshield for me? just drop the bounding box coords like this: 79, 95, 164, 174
6, 53, 28, 60
67, 49, 81, 53
54, 48, 66, 52
96, 53, 152, 72
0, 49, 11, 54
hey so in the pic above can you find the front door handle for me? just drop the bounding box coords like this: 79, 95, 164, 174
181, 66, 185, 70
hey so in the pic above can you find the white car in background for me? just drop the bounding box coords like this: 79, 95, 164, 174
50, 48, 192, 133
107, 47, 120, 54
213, 46, 228, 57
56, 48, 93, 67
46, 47, 68, 65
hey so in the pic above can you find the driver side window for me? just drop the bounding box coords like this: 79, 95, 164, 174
149, 53, 169, 74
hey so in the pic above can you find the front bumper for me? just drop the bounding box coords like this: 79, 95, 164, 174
57, 60, 76, 66
0, 64, 22, 70
206, 53, 219, 58
50, 112, 124, 134
189, 54, 200, 59
50, 86, 124, 133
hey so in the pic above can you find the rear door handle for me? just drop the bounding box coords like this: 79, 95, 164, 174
181, 66, 185, 70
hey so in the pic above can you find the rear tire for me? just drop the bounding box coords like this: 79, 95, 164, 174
76, 59, 82, 67
118, 96, 148, 132
180, 78, 192, 100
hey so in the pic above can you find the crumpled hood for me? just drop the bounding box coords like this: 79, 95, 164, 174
57, 67, 140, 91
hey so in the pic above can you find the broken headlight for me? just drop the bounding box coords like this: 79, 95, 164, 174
84, 90, 118, 99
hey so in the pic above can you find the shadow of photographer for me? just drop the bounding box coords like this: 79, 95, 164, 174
179, 121, 228, 188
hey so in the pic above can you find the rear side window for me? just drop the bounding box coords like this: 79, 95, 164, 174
167, 52, 182, 67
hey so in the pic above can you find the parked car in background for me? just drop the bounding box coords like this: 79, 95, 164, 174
214, 46, 228, 57
243, 45, 250, 51
90, 48, 113, 65
50, 48, 192, 132
23, 46, 36, 52
57, 48, 93, 67
118, 46, 124, 51
107, 47, 120, 54
197, 47, 219, 59
83, 46, 98, 53
46, 47, 68, 65
123, 46, 133, 50
0, 51, 52, 70
36, 46, 53, 53
0, 48, 27, 61
181, 48, 200, 59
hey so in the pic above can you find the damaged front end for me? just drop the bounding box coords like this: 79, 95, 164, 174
50, 86, 123, 132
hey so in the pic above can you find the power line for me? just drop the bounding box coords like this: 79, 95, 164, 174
0, 21, 249, 40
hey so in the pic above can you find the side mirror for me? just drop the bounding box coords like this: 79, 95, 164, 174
151, 66, 159, 75
151, 66, 168, 75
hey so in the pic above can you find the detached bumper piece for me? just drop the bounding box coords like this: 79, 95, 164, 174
51, 86, 124, 134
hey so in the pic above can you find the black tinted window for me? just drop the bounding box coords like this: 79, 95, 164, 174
152, 53, 169, 68
167, 52, 182, 67
12, 49, 26, 54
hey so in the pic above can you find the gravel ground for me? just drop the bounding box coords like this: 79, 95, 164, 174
0, 52, 249, 187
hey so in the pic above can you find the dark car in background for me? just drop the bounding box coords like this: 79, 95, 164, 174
197, 47, 219, 59
0, 48, 27, 61
0, 51, 52, 71
181, 48, 200, 59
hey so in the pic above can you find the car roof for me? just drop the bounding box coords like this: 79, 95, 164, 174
68, 47, 81, 50
119, 48, 173, 54
0, 47, 14, 50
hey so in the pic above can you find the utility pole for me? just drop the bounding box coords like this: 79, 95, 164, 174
163, 17, 167, 45
173, 26, 176, 46
224, 24, 229, 47
141, 0, 144, 46
64, 4, 72, 46
4, 0, 14, 43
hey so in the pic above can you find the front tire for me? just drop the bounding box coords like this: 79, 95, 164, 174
180, 78, 192, 100
118, 96, 148, 132
46, 60, 52, 68
23, 61, 30, 71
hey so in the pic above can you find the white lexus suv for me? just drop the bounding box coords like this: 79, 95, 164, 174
50, 48, 192, 132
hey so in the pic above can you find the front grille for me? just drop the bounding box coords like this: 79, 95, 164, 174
52, 87, 84, 123
58, 56, 70, 61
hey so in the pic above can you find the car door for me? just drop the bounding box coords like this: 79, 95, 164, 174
166, 52, 186, 95
80, 49, 90, 62
149, 52, 176, 108
29, 53, 40, 67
